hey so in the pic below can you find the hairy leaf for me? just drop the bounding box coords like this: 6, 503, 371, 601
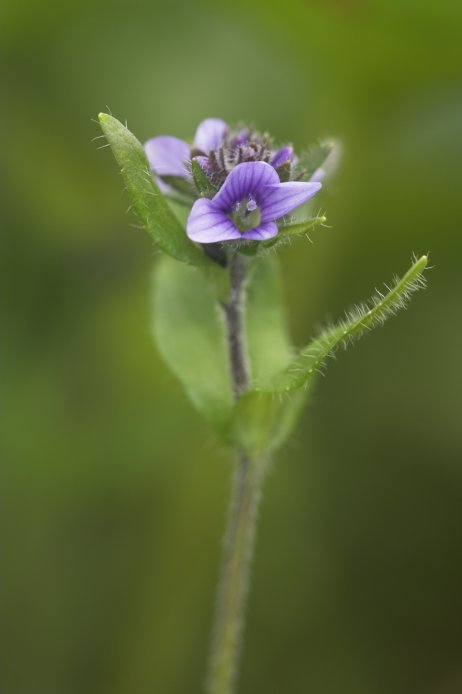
257, 255, 428, 393
98, 113, 208, 267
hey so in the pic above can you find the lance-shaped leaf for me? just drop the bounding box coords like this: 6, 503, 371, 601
256, 255, 428, 394
98, 113, 209, 267
152, 256, 233, 430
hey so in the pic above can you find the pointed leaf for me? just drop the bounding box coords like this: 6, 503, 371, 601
152, 256, 233, 429
98, 113, 208, 267
258, 255, 428, 393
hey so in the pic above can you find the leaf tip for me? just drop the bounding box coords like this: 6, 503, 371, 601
415, 254, 428, 273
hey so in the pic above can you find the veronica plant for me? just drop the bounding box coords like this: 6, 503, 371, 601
98, 113, 428, 694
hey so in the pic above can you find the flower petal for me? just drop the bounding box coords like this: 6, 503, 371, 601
212, 161, 280, 211
144, 136, 190, 178
260, 181, 322, 222
241, 222, 278, 241
187, 198, 242, 243
271, 146, 293, 169
194, 119, 228, 153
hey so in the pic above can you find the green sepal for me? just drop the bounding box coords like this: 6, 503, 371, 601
236, 216, 326, 256
295, 140, 337, 181
160, 175, 195, 198
98, 113, 209, 268
275, 160, 291, 182
236, 242, 260, 257
152, 256, 233, 430
264, 216, 327, 249
191, 159, 218, 198
256, 255, 428, 394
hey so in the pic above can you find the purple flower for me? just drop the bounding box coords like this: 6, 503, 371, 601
144, 119, 295, 188
144, 118, 228, 181
186, 161, 321, 244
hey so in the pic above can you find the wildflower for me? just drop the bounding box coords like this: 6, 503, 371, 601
186, 161, 321, 243
144, 119, 295, 190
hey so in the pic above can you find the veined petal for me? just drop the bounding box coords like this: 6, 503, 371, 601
144, 136, 190, 178
271, 146, 293, 169
241, 222, 278, 241
260, 181, 322, 222
213, 161, 280, 211
194, 118, 228, 153
187, 198, 242, 243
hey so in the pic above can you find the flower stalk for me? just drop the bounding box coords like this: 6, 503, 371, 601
223, 252, 250, 397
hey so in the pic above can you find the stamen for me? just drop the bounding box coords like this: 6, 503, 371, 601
231, 196, 261, 232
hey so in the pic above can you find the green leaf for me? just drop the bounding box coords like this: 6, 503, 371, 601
152, 256, 233, 429
191, 158, 218, 198
258, 255, 428, 394
296, 140, 337, 181
98, 113, 208, 267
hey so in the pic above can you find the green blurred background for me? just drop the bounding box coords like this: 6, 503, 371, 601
2, 0, 462, 692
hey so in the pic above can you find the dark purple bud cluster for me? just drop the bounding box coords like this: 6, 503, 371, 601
192, 130, 273, 187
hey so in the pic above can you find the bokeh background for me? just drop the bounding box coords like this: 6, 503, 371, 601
3, 0, 462, 692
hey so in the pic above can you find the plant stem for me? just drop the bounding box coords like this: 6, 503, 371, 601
223, 252, 250, 397
206, 452, 266, 694
207, 251, 266, 694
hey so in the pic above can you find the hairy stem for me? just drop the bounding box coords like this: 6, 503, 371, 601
207, 251, 265, 694
206, 452, 266, 694
223, 252, 250, 397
